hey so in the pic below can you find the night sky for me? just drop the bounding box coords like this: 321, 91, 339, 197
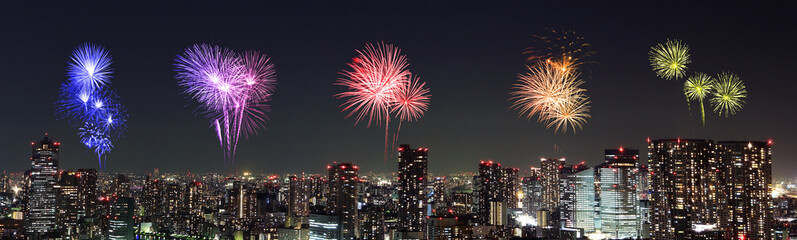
2, 2, 796, 176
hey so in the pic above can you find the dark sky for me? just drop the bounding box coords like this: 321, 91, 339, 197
2, 2, 796, 176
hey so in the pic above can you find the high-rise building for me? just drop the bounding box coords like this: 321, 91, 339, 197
502, 167, 520, 209
184, 181, 204, 217
540, 157, 565, 212
76, 168, 97, 218
26, 134, 60, 238
648, 139, 720, 240
327, 163, 359, 240
288, 176, 310, 228
359, 205, 386, 240
56, 170, 80, 237
397, 145, 428, 236
596, 148, 640, 239
716, 141, 773, 240
559, 163, 594, 233
475, 159, 519, 233
108, 197, 135, 240
227, 180, 257, 221
141, 175, 162, 221
112, 174, 130, 198
522, 168, 543, 215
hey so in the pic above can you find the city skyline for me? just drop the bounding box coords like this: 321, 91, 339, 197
1, 2, 795, 177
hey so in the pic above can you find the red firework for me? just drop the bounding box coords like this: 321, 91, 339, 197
392, 75, 431, 122
336, 43, 431, 158
336, 42, 410, 127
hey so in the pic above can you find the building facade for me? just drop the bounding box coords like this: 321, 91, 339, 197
397, 145, 428, 235
596, 148, 641, 239
27, 134, 60, 238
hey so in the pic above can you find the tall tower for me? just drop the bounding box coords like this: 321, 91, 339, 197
596, 148, 640, 239
327, 162, 359, 240
559, 163, 594, 232
648, 139, 719, 240
288, 175, 309, 228
477, 160, 501, 225
76, 169, 98, 218
397, 145, 428, 236
56, 170, 80, 237
717, 141, 773, 240
540, 157, 565, 211
523, 167, 543, 215
27, 134, 60, 238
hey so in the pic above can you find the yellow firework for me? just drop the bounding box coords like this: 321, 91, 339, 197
649, 39, 691, 80
684, 73, 715, 125
546, 94, 591, 133
711, 72, 747, 117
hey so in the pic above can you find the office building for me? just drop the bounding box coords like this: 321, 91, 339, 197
596, 148, 641, 239
327, 163, 359, 240
397, 145, 428, 235
26, 134, 60, 238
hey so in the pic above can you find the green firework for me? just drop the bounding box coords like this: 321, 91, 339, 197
684, 73, 715, 125
710, 72, 747, 117
649, 39, 691, 80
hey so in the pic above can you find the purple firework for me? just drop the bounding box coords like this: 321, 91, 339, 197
174, 44, 277, 165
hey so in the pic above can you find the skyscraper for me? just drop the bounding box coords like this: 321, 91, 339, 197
540, 157, 565, 212
522, 168, 543, 215
327, 162, 359, 240
76, 168, 97, 218
559, 163, 594, 233
475, 159, 519, 230
108, 197, 135, 240
112, 174, 130, 198
717, 141, 773, 240
26, 134, 60, 238
648, 139, 720, 240
288, 175, 310, 228
397, 145, 428, 236
596, 148, 640, 239
55, 170, 80, 237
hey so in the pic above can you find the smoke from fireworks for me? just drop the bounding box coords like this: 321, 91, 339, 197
336, 43, 431, 158
511, 61, 590, 133
649, 39, 691, 80
711, 72, 747, 117
683, 73, 715, 125
174, 44, 277, 165
55, 43, 127, 169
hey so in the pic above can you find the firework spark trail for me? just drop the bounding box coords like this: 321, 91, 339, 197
649, 39, 691, 80
711, 72, 747, 117
336, 43, 431, 159
55, 43, 127, 169
684, 73, 715, 125
524, 28, 595, 70
175, 44, 277, 166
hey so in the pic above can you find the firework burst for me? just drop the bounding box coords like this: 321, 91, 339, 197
336, 43, 431, 158
710, 72, 746, 117
683, 73, 715, 125
55, 43, 127, 169
175, 44, 277, 165
649, 39, 691, 80
391, 75, 431, 123
511, 61, 590, 133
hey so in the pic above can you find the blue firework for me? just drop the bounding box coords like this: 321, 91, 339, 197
55, 43, 127, 169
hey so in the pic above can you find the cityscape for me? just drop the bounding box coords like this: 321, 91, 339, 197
1, 136, 792, 239
2, 2, 796, 240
